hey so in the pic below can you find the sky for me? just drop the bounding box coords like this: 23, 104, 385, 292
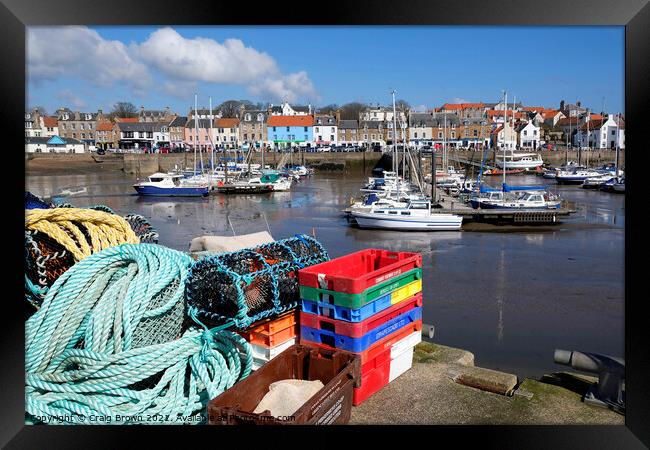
26, 26, 625, 116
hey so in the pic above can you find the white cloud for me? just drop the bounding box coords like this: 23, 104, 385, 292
27, 26, 318, 106
27, 27, 151, 96
55, 89, 86, 109
134, 27, 318, 103
450, 97, 468, 104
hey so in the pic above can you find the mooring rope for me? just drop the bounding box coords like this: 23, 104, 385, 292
26, 243, 252, 425
25, 208, 139, 262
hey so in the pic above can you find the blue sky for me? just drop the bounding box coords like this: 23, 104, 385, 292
26, 26, 624, 115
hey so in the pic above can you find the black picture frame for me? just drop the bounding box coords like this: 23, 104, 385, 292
4, 0, 648, 447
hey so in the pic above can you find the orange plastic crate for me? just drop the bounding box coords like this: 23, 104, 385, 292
239, 323, 299, 347
243, 309, 298, 335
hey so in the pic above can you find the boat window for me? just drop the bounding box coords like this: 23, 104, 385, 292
173, 178, 180, 186
150, 177, 163, 182
388, 211, 398, 215
401, 212, 410, 215
409, 203, 429, 209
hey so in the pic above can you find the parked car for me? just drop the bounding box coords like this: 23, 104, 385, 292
320, 146, 331, 152
95, 148, 106, 155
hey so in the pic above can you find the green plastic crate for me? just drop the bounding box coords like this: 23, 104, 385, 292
299, 268, 422, 309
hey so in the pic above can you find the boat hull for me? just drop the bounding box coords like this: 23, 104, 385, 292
351, 212, 463, 231
133, 185, 209, 197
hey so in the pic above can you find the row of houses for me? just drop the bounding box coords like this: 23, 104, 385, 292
24, 100, 625, 153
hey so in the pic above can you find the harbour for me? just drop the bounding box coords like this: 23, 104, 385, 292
25, 163, 624, 380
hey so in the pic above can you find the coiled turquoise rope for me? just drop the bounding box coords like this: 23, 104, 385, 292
26, 243, 252, 425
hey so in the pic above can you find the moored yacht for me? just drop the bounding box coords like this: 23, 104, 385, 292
350, 199, 463, 231
133, 173, 209, 197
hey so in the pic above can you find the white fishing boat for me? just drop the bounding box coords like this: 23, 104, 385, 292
555, 169, 602, 185
350, 199, 463, 231
476, 190, 561, 209
494, 150, 544, 170
582, 173, 616, 189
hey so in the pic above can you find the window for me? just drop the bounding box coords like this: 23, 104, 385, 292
414, 132, 418, 138
304, 135, 308, 140
80, 123, 85, 130
473, 129, 478, 137
438, 132, 443, 138
533, 130, 537, 136
524, 130, 528, 136
315, 127, 319, 133
304, 127, 308, 132
451, 132, 455, 138
81, 133, 85, 139
25, 122, 32, 128
62, 124, 66, 130
286, 127, 290, 132
71, 124, 76, 130
612, 130, 616, 136
330, 135, 334, 141
331, 127, 335, 133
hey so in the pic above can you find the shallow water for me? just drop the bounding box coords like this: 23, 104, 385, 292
25, 172, 624, 378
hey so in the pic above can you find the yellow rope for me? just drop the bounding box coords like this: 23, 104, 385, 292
25, 208, 139, 261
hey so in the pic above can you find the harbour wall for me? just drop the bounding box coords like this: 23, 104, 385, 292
25, 150, 623, 176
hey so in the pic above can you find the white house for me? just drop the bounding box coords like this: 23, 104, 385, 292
153, 123, 170, 148
213, 118, 240, 149
360, 106, 406, 123
313, 115, 337, 147
516, 121, 541, 149
269, 102, 311, 116
25, 136, 86, 153
491, 123, 517, 150
576, 114, 625, 149
408, 113, 435, 146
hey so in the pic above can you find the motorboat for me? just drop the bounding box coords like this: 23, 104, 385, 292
133, 173, 209, 197
582, 173, 616, 189
494, 150, 544, 170
350, 199, 463, 231
247, 172, 293, 192
555, 169, 602, 185
600, 177, 625, 194
476, 191, 561, 209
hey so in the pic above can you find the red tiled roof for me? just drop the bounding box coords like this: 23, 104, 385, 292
215, 118, 240, 128
441, 102, 484, 110
43, 116, 58, 127
267, 115, 314, 127
115, 117, 139, 123
590, 114, 604, 121
96, 122, 115, 131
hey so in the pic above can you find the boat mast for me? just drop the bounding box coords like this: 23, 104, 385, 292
392, 90, 399, 200
503, 90, 507, 187
615, 113, 620, 176
443, 111, 447, 175
194, 93, 198, 175
209, 96, 214, 172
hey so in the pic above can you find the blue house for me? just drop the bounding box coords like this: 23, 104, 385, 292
267, 115, 314, 149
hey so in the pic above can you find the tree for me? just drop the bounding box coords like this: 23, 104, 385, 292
395, 99, 411, 112
318, 104, 339, 115
339, 102, 367, 120
110, 102, 138, 119
31, 105, 49, 116
217, 100, 244, 118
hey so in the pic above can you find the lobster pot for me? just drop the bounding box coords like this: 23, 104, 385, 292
185, 258, 280, 329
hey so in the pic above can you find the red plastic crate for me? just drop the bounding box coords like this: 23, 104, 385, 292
352, 346, 392, 406
300, 293, 422, 338
302, 319, 422, 365
298, 249, 422, 294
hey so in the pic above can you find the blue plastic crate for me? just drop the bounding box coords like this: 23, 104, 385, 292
300, 307, 422, 352
301, 290, 393, 322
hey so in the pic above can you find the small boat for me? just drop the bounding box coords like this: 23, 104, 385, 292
133, 173, 209, 197
555, 169, 601, 185
483, 167, 526, 176
582, 173, 616, 189
215, 181, 274, 194
600, 177, 625, 194
248, 172, 293, 191
494, 150, 544, 170
350, 199, 463, 231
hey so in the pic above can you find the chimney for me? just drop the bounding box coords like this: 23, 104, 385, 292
98, 109, 103, 115
560, 100, 565, 110
576, 101, 581, 107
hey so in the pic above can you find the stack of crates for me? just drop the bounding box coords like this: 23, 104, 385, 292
237, 309, 300, 370
298, 249, 423, 406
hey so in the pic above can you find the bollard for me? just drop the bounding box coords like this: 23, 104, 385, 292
553, 349, 625, 413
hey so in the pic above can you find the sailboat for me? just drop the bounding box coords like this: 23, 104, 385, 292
349, 90, 462, 231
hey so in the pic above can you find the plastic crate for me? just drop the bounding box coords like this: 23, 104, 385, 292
239, 323, 299, 347
352, 330, 420, 406
300, 294, 422, 338
301, 307, 422, 352
299, 268, 422, 308
301, 286, 422, 323
243, 309, 298, 335
207, 344, 361, 425
298, 249, 422, 294
251, 337, 298, 362
304, 319, 422, 365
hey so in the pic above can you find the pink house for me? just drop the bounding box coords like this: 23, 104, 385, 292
184, 118, 214, 151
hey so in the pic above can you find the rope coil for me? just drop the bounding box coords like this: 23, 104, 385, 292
26, 243, 252, 425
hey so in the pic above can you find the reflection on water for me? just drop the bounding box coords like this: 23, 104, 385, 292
25, 171, 624, 378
